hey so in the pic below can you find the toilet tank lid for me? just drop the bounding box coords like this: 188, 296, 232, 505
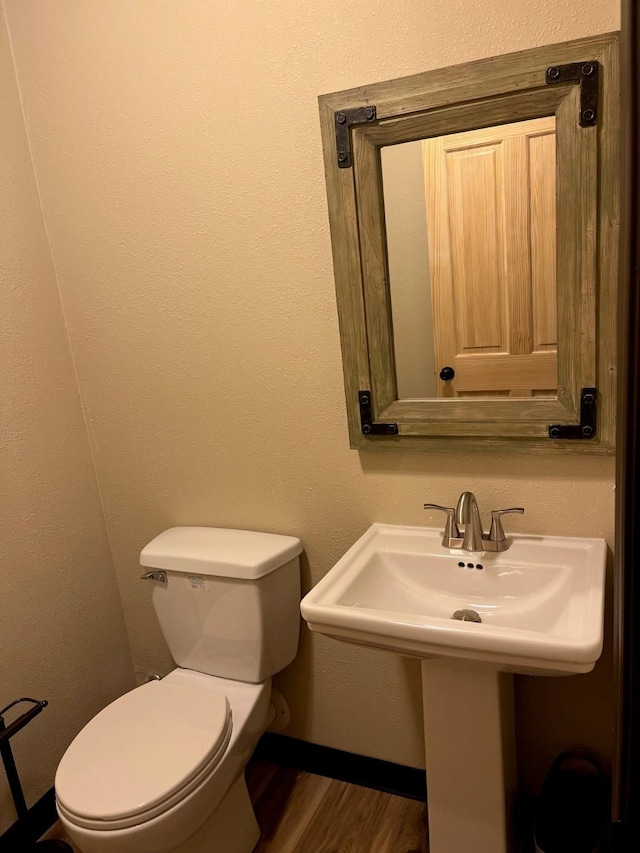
140, 526, 303, 579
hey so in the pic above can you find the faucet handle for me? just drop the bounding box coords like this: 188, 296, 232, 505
487, 508, 524, 542
424, 504, 461, 543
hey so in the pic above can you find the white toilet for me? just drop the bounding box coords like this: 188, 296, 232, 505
55, 526, 302, 853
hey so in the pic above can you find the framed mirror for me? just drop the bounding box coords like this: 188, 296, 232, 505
319, 33, 619, 451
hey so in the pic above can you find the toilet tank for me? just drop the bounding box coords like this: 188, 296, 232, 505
140, 527, 302, 684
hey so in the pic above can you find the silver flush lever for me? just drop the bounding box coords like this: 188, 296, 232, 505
140, 571, 167, 583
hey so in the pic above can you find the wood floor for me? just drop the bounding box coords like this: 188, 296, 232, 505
43, 760, 428, 852
247, 761, 428, 853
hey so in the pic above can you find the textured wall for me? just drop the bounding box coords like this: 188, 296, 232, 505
0, 8, 134, 833
4, 0, 619, 794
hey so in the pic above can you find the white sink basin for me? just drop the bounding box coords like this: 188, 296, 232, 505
300, 523, 606, 675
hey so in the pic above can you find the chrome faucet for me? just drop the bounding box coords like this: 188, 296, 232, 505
455, 491, 485, 552
424, 492, 524, 553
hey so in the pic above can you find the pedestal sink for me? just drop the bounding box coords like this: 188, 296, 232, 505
300, 524, 606, 853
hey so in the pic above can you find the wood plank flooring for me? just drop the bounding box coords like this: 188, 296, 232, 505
42, 760, 428, 852
247, 761, 428, 853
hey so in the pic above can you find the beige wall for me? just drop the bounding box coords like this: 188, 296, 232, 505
3, 0, 619, 795
0, 8, 134, 833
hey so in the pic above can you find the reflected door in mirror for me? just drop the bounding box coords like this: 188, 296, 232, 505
385, 117, 557, 400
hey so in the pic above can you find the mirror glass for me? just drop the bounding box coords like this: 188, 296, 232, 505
382, 116, 558, 400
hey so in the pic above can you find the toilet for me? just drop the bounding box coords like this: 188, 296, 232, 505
55, 526, 302, 853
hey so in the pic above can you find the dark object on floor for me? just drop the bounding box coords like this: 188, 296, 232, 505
0, 697, 72, 852
534, 750, 608, 853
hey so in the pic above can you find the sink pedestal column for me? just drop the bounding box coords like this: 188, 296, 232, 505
421, 660, 517, 853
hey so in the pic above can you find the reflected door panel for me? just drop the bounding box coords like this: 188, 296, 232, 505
423, 117, 557, 398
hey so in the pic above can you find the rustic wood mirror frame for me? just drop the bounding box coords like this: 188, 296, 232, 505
319, 33, 619, 452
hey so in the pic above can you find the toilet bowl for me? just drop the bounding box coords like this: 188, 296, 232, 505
55, 528, 302, 853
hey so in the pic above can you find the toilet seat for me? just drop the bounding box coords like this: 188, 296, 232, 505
56, 680, 232, 831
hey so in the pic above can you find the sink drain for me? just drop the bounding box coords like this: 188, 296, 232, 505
452, 609, 482, 623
